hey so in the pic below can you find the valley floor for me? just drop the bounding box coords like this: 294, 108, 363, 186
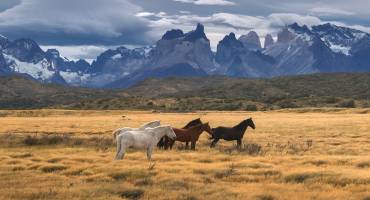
0, 109, 370, 200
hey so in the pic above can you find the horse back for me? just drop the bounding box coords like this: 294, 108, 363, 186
213, 126, 243, 140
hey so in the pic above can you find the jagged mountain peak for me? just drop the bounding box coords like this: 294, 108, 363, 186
238, 31, 262, 50
46, 49, 60, 58
277, 27, 296, 43
184, 23, 209, 42
288, 23, 312, 35
2, 22, 370, 88
219, 32, 243, 48
162, 29, 184, 40
264, 34, 274, 49
312, 23, 368, 41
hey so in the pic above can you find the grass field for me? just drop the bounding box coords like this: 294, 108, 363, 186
1, 109, 370, 200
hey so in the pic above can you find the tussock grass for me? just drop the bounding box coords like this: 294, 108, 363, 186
284, 172, 330, 183
9, 153, 32, 158
0, 109, 370, 200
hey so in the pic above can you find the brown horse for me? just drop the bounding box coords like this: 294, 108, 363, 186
168, 122, 213, 150
157, 118, 202, 149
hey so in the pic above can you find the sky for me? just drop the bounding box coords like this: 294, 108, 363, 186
1, 0, 370, 61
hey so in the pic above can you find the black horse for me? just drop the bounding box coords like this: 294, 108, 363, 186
210, 118, 255, 148
157, 118, 202, 149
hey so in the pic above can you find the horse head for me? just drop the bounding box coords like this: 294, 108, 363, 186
166, 127, 177, 140
201, 122, 214, 136
246, 118, 256, 129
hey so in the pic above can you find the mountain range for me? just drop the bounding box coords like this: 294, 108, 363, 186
1, 22, 370, 88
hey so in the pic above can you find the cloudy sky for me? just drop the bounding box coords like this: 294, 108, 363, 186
1, 0, 370, 61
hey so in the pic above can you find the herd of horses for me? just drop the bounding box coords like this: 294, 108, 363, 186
113, 118, 256, 160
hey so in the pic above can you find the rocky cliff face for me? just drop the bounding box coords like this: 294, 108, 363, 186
1, 22, 370, 88
264, 34, 274, 49
238, 31, 262, 50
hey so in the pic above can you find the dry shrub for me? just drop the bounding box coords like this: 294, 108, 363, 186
241, 143, 263, 155
303, 160, 327, 166
214, 163, 237, 179
256, 194, 275, 200
40, 164, 68, 173
119, 189, 144, 200
247, 170, 281, 177
284, 172, 328, 183
47, 157, 64, 163
134, 177, 153, 186
109, 169, 153, 181
357, 161, 370, 168
12, 165, 25, 171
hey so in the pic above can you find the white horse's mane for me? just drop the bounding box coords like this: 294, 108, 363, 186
112, 120, 161, 141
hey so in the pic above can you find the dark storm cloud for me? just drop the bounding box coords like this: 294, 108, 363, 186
2, 0, 370, 59
0, 0, 21, 12
0, 0, 153, 45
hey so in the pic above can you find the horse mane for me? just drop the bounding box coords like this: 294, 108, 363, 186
186, 123, 203, 130
233, 119, 250, 132
183, 118, 202, 129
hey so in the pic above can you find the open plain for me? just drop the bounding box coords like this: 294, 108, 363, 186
0, 109, 370, 200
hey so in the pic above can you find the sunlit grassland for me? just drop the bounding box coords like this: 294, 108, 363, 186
0, 109, 370, 200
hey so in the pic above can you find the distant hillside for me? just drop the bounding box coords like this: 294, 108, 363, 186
0, 75, 126, 109
1, 73, 370, 110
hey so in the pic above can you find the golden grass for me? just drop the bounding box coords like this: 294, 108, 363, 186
1, 109, 370, 200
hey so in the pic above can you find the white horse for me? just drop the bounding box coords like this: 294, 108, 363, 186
112, 120, 161, 142
115, 125, 176, 161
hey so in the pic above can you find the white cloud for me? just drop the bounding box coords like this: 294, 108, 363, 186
136, 12, 156, 17
41, 45, 111, 63
137, 11, 326, 50
174, 0, 235, 6
309, 7, 354, 16
268, 13, 322, 27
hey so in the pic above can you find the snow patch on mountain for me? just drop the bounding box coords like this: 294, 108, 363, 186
4, 54, 55, 80
328, 43, 351, 55
111, 54, 122, 59
59, 71, 91, 85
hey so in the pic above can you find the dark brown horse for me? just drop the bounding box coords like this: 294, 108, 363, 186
210, 118, 255, 148
169, 122, 213, 150
157, 118, 202, 149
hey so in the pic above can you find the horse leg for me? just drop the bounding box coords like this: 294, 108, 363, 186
147, 146, 153, 161
157, 137, 163, 149
210, 138, 219, 148
191, 141, 196, 150
237, 139, 242, 149
115, 144, 126, 160
185, 142, 189, 150
169, 139, 175, 150
164, 137, 170, 150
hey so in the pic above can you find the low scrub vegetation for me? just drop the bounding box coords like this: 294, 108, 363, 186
2, 73, 370, 110
0, 110, 370, 200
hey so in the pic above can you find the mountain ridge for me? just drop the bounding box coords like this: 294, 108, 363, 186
1, 22, 370, 88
